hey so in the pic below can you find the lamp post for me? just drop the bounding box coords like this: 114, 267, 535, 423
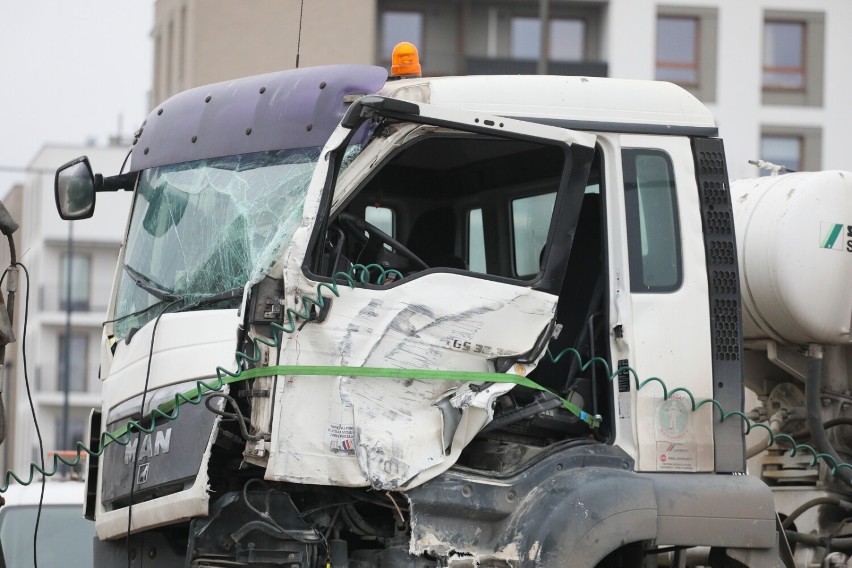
62, 221, 72, 454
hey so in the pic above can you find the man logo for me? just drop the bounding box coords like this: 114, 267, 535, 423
124, 428, 172, 466
137, 463, 150, 485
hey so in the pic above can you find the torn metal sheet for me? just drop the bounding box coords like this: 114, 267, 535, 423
267, 272, 556, 489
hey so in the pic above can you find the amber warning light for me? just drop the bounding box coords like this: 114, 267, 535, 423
391, 42, 422, 78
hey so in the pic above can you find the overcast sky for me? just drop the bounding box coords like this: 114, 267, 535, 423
0, 0, 154, 195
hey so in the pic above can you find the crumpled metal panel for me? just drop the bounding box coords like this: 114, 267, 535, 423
130, 65, 388, 172
267, 271, 556, 490
261, 100, 578, 491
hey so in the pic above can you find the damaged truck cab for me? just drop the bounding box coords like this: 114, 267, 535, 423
56, 65, 781, 566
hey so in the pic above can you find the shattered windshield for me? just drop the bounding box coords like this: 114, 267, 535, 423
113, 147, 320, 339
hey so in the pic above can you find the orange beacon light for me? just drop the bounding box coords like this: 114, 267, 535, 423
391, 42, 422, 78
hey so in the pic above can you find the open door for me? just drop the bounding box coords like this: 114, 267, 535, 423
267, 99, 597, 489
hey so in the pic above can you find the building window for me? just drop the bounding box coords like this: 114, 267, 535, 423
762, 11, 824, 106
55, 416, 86, 453
656, 16, 698, 85
511, 17, 585, 62
468, 4, 604, 76
178, 6, 187, 90
548, 18, 585, 61
58, 333, 88, 393
763, 21, 805, 90
510, 17, 540, 60
758, 126, 822, 174
655, 7, 718, 102
760, 135, 801, 174
166, 18, 174, 96
380, 11, 423, 61
60, 253, 90, 311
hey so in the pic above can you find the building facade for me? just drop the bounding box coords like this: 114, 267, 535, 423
3, 145, 132, 473
150, 0, 852, 180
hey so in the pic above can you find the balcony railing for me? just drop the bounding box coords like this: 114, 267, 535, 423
465, 57, 608, 78
39, 285, 112, 313
35, 364, 91, 393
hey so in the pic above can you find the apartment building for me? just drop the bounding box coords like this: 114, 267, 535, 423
150, 0, 852, 179
3, 145, 132, 473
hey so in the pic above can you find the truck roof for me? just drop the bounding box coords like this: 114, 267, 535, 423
379, 75, 717, 136
130, 65, 717, 173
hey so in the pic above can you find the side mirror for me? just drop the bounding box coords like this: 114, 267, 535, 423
55, 156, 96, 220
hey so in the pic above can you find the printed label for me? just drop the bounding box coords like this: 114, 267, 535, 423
325, 424, 356, 455
820, 222, 852, 253
656, 442, 697, 472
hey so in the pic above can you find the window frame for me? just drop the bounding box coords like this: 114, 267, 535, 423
655, 15, 700, 88
758, 125, 822, 174
762, 19, 806, 92
466, 207, 487, 275
379, 10, 425, 64
309, 131, 585, 292
364, 205, 396, 239
58, 331, 89, 393
508, 189, 559, 278
759, 134, 803, 174
761, 10, 825, 107
60, 252, 91, 312
655, 6, 718, 103
503, 9, 598, 65
509, 16, 541, 60
331, 132, 571, 285
547, 17, 587, 62
622, 148, 683, 293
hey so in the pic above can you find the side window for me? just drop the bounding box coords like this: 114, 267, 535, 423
365, 206, 394, 237
512, 193, 556, 277
467, 208, 486, 274
623, 149, 682, 292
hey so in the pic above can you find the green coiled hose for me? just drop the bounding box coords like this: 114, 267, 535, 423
2, 265, 847, 491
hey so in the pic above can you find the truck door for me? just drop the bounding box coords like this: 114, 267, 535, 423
265, 99, 596, 489
615, 134, 716, 472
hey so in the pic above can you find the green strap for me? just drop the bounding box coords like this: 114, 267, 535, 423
110, 364, 599, 443
241, 365, 597, 427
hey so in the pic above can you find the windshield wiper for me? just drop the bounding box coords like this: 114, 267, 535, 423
123, 264, 183, 302
106, 286, 242, 332
172, 287, 243, 313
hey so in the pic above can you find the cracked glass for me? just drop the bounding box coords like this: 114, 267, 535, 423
113, 147, 321, 339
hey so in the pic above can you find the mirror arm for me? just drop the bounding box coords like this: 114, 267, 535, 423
97, 172, 136, 192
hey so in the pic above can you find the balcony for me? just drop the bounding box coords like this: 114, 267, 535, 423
465, 57, 608, 78
39, 285, 112, 314
34, 364, 91, 394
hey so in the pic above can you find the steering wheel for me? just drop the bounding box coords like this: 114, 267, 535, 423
338, 212, 429, 271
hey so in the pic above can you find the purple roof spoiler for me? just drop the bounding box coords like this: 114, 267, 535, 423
129, 65, 388, 172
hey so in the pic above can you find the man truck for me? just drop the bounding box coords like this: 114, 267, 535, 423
49, 56, 851, 566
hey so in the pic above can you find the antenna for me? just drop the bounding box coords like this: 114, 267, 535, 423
295, 0, 305, 69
